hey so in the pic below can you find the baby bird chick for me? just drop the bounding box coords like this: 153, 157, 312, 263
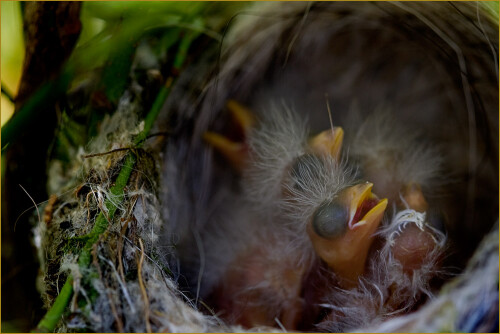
203, 102, 387, 330
346, 111, 447, 280
317, 112, 447, 332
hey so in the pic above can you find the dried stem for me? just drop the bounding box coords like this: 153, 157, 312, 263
118, 216, 132, 283
137, 239, 152, 333
92, 242, 124, 332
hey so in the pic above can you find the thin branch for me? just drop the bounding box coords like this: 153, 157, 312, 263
82, 147, 132, 159
137, 239, 152, 333
19, 184, 41, 224
92, 242, 124, 333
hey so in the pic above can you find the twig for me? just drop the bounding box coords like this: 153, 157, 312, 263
43, 194, 58, 225
145, 131, 171, 140
98, 254, 136, 313
84, 190, 97, 230
82, 147, 132, 159
118, 195, 138, 282
137, 239, 152, 333
117, 217, 130, 283
92, 242, 124, 332
18, 184, 41, 225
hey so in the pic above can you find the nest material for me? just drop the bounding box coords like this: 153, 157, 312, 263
37, 2, 498, 332
39, 88, 221, 332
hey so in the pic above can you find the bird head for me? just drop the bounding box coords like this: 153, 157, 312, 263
306, 182, 388, 287
282, 127, 388, 286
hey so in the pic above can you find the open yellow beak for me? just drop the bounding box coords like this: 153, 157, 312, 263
346, 183, 388, 231
307, 183, 387, 287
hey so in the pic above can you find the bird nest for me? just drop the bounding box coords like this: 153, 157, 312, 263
36, 2, 498, 332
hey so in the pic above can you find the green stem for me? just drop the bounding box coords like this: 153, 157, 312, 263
78, 153, 136, 267
34, 24, 202, 332
34, 147, 136, 333
134, 23, 200, 146
134, 83, 171, 146
1, 69, 72, 151
33, 278, 74, 333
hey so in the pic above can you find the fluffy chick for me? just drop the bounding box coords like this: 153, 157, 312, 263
315, 111, 448, 332
346, 110, 448, 277
201, 102, 388, 330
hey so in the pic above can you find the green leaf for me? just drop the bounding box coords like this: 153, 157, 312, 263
1, 69, 73, 152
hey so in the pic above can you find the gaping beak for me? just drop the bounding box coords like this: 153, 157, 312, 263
309, 127, 344, 160
346, 183, 387, 231
307, 183, 388, 287
203, 100, 255, 171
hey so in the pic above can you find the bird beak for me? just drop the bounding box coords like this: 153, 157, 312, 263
308, 183, 388, 287
226, 99, 256, 133
346, 182, 387, 231
203, 100, 255, 171
309, 127, 344, 160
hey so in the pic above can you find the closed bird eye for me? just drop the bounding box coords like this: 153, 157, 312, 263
312, 201, 348, 239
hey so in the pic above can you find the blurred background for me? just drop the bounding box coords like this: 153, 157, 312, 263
1, 1, 24, 127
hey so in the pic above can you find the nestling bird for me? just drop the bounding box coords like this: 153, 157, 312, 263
201, 101, 389, 330
159, 2, 497, 332
316, 111, 448, 331
198, 100, 450, 332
